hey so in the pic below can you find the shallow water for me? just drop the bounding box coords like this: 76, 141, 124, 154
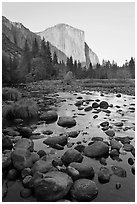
3, 91, 135, 202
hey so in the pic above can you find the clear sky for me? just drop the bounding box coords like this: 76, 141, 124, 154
2, 2, 135, 66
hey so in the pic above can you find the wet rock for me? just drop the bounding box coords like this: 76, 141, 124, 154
67, 166, 80, 179
77, 96, 83, 99
40, 110, 58, 123
52, 157, 63, 167
2, 136, 13, 151
131, 148, 135, 157
22, 175, 32, 188
116, 93, 121, 97
11, 148, 33, 170
31, 159, 55, 174
100, 121, 109, 127
111, 166, 126, 177
100, 101, 109, 109
92, 137, 103, 142
131, 165, 135, 175
84, 106, 92, 111
14, 138, 34, 152
42, 130, 53, 135
21, 167, 32, 178
37, 150, 47, 158
99, 157, 107, 165
34, 171, 73, 201
110, 149, 119, 158
93, 115, 98, 119
120, 137, 131, 144
128, 158, 134, 166
71, 179, 98, 201
116, 183, 121, 189
74, 144, 85, 153
69, 161, 95, 179
110, 139, 122, 150
17, 127, 32, 138
98, 167, 111, 183
123, 144, 134, 152
2, 151, 12, 169
61, 149, 83, 166
105, 130, 115, 137
31, 152, 40, 163
92, 102, 99, 108
75, 101, 83, 107
114, 122, 123, 127
57, 117, 76, 128
84, 141, 109, 158
66, 131, 80, 138
20, 188, 32, 198
102, 126, 109, 131
43, 135, 68, 148
7, 169, 18, 180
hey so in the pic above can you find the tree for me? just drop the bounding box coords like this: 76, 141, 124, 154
53, 51, 58, 65
32, 38, 39, 58
87, 62, 93, 78
129, 57, 135, 78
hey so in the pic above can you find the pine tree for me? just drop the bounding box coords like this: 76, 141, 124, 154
32, 38, 39, 58
53, 51, 58, 65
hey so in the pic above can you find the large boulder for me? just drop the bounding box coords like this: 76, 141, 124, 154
111, 166, 126, 177
110, 139, 122, 151
17, 127, 32, 138
13, 138, 34, 152
43, 135, 68, 148
40, 110, 58, 123
34, 171, 73, 201
61, 149, 83, 166
69, 161, 95, 179
11, 148, 33, 170
2, 136, 13, 151
100, 101, 109, 109
98, 167, 111, 183
31, 159, 55, 175
84, 141, 109, 158
70, 179, 98, 201
57, 117, 76, 128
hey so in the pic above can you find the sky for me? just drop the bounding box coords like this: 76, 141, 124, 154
2, 2, 135, 66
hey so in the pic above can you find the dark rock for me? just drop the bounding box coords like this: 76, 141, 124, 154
100, 121, 109, 127
99, 157, 107, 165
100, 101, 109, 109
7, 169, 18, 180
69, 161, 95, 179
102, 109, 111, 114
2, 182, 8, 199
34, 171, 73, 201
120, 137, 131, 144
128, 158, 134, 165
11, 148, 33, 170
37, 150, 47, 158
42, 130, 53, 135
74, 144, 85, 153
2, 136, 13, 151
66, 131, 80, 138
131, 148, 135, 157
3, 128, 20, 136
116, 93, 121, 97
67, 142, 74, 148
61, 149, 83, 166
22, 175, 32, 188
31, 159, 55, 174
14, 138, 34, 152
84, 106, 92, 112
105, 130, 115, 137
31, 152, 40, 163
71, 179, 98, 201
131, 165, 135, 175
52, 157, 63, 167
40, 110, 58, 123
111, 166, 126, 177
77, 96, 83, 99
75, 101, 83, 107
43, 135, 68, 148
95, 99, 100, 102
57, 117, 76, 128
84, 141, 109, 158
18, 127, 32, 138
102, 126, 109, 131
98, 167, 111, 183
110, 149, 119, 158
93, 115, 98, 119
123, 144, 134, 152
67, 166, 80, 179
110, 139, 122, 150
78, 106, 84, 110
20, 188, 32, 198
114, 122, 123, 127
21, 168, 32, 178
92, 137, 103, 142
92, 102, 99, 108
2, 151, 12, 169
116, 183, 121, 189
30, 134, 45, 140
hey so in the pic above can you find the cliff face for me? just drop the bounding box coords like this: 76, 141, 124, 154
37, 23, 99, 67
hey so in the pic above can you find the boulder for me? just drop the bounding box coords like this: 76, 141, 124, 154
57, 117, 76, 128
111, 166, 126, 177
92, 102, 99, 108
7, 168, 18, 180
71, 179, 98, 201
98, 167, 110, 183
43, 135, 68, 148
21, 167, 32, 178
11, 148, 33, 170
74, 144, 85, 153
40, 110, 58, 123
17, 127, 32, 138
75, 101, 83, 107
31, 159, 55, 174
20, 188, 32, 198
22, 175, 32, 188
110, 149, 119, 158
105, 130, 115, 137
61, 149, 83, 166
84, 106, 92, 112
110, 139, 122, 151
14, 138, 34, 152
66, 131, 80, 138
128, 158, 134, 166
100, 121, 109, 127
34, 171, 73, 201
69, 161, 95, 179
114, 122, 123, 127
84, 141, 109, 158
2, 151, 12, 169
123, 144, 134, 152
37, 150, 47, 158
2, 136, 13, 151
100, 101, 109, 109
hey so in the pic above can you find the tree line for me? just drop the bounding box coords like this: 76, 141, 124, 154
2, 37, 135, 85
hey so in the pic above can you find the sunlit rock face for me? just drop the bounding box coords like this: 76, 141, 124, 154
37, 24, 99, 67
